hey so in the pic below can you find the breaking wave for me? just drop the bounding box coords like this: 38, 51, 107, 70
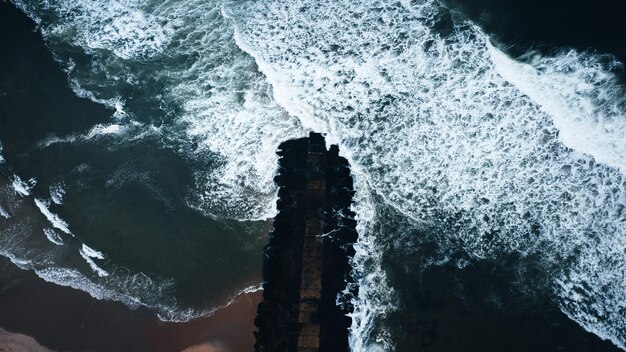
0, 178, 201, 321
0, 140, 5, 165
6, 0, 626, 350
11, 175, 35, 197
12, 0, 306, 221
34, 198, 72, 235
229, 0, 626, 348
42, 228, 63, 245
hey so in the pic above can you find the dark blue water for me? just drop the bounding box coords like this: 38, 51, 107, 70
443, 0, 626, 71
0, 2, 268, 319
1, 0, 626, 350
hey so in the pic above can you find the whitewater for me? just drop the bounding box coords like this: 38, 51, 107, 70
3, 0, 626, 350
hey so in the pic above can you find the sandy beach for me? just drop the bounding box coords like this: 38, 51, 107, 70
0, 259, 261, 352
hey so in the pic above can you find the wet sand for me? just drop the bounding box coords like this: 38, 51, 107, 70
0, 260, 261, 352
0, 327, 54, 352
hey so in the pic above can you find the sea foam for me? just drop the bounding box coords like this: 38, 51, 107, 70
0, 139, 5, 164
11, 176, 35, 197
0, 204, 10, 219
79, 244, 109, 277
8, 0, 626, 349
49, 184, 65, 205
34, 198, 72, 235
43, 228, 63, 245
229, 0, 626, 348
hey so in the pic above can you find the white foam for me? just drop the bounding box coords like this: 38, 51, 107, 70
34, 198, 72, 235
0, 246, 198, 321
0, 139, 5, 164
0, 252, 32, 271
68, 79, 128, 120
11, 176, 35, 197
37, 0, 177, 60
37, 121, 151, 149
79, 244, 109, 277
0, 204, 10, 219
37, 134, 78, 148
80, 243, 105, 260
0, 212, 193, 322
348, 172, 397, 351
43, 228, 64, 245
12, 0, 626, 348
34, 265, 192, 320
158, 283, 265, 322
489, 43, 626, 173
49, 183, 65, 205
86, 123, 129, 139
229, 0, 626, 348
14, 0, 306, 220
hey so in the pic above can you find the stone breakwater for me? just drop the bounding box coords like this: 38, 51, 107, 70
254, 132, 358, 352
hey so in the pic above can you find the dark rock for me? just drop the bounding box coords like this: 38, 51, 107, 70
254, 133, 357, 352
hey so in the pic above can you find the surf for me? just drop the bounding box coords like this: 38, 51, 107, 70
4, 0, 626, 350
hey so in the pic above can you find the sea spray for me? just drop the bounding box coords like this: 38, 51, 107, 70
229, 0, 626, 348
4, 0, 626, 349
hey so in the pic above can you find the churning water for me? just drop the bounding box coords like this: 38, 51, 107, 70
1, 0, 626, 350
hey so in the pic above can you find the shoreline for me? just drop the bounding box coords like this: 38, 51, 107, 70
0, 327, 54, 352
0, 257, 261, 352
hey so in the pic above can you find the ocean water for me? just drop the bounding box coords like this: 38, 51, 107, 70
1, 0, 625, 351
